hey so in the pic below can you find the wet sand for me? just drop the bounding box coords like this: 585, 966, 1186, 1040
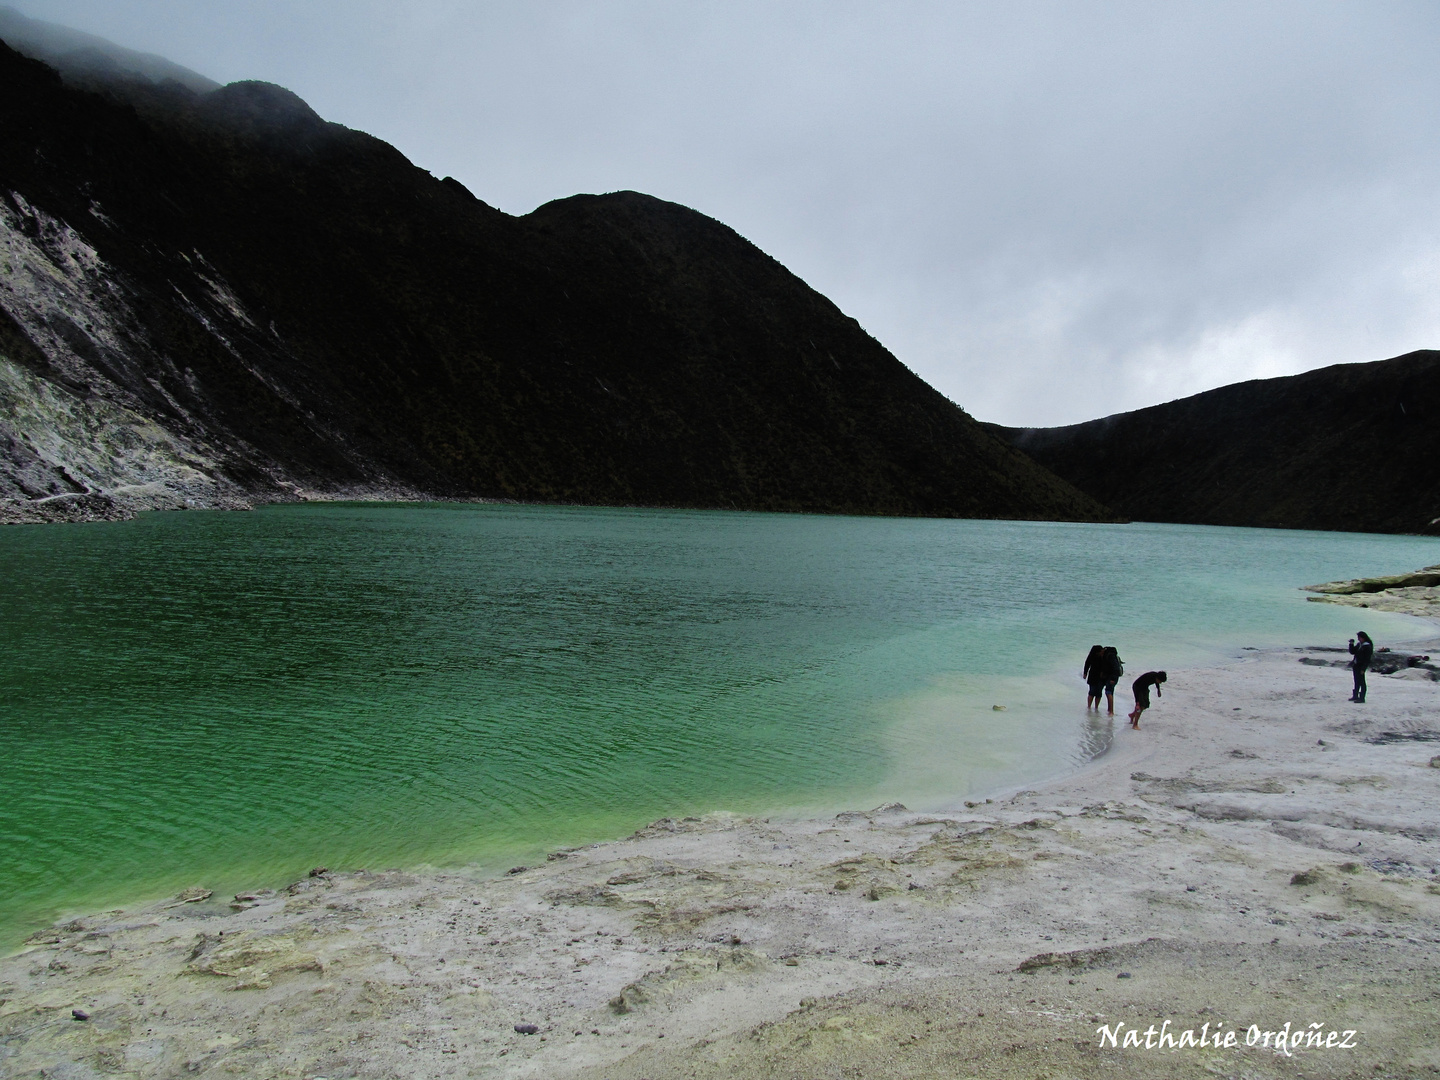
4, 634, 1440, 1079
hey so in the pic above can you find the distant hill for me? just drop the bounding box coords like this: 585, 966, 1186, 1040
987, 351, 1440, 535
0, 37, 1110, 524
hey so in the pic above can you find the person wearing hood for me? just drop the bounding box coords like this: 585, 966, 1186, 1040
1082, 645, 1105, 710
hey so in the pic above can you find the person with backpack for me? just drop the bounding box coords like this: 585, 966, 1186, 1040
1100, 646, 1123, 715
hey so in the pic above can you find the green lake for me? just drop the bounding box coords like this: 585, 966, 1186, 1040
1, 503, 1435, 944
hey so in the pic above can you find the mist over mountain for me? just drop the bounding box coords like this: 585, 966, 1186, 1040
988, 351, 1440, 536
0, 6, 217, 94
0, 34, 1110, 524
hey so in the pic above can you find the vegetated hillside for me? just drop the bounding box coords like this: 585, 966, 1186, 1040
0, 38, 1110, 525
987, 351, 1440, 535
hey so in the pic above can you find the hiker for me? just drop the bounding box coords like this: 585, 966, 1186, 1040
1100, 646, 1124, 715
1127, 670, 1167, 728
1082, 644, 1105, 710
1349, 631, 1374, 703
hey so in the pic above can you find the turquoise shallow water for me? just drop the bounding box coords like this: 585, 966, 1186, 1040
1, 504, 1436, 943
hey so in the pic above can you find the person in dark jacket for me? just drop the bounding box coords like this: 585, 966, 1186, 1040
1349, 631, 1374, 702
1101, 646, 1124, 715
1127, 670, 1166, 728
1082, 644, 1105, 710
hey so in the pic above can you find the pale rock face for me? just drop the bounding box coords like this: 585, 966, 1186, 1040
0, 193, 250, 521
3, 191, 133, 393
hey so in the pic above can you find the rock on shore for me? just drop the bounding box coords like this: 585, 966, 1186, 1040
1303, 565, 1440, 619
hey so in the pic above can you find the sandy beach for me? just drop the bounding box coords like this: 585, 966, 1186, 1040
3, 628, 1439, 1079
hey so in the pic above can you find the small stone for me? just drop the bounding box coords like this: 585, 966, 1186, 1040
175, 887, 212, 903
308, 867, 328, 877
514, 1023, 539, 1035
1430, 755, 1440, 769
506, 866, 527, 875
784, 957, 800, 966
992, 705, 1007, 711
1117, 972, 1132, 979
71, 1009, 89, 1021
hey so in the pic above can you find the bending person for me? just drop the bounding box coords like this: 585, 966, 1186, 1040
1127, 670, 1166, 728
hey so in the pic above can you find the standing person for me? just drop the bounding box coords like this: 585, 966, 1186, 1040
1082, 645, 1105, 710
1101, 646, 1124, 715
1349, 631, 1374, 703
1127, 670, 1167, 728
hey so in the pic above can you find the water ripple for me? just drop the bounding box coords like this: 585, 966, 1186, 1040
2, 504, 1432, 942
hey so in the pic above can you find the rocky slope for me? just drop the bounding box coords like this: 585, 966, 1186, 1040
0, 32, 1109, 524
987, 351, 1440, 535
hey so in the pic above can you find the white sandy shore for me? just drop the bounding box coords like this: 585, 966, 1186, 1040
4, 631, 1440, 1079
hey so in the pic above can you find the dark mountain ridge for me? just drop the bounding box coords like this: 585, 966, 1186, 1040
0, 37, 1110, 523
988, 350, 1440, 535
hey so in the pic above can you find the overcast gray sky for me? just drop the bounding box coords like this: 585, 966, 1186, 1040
15, 1, 1440, 426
